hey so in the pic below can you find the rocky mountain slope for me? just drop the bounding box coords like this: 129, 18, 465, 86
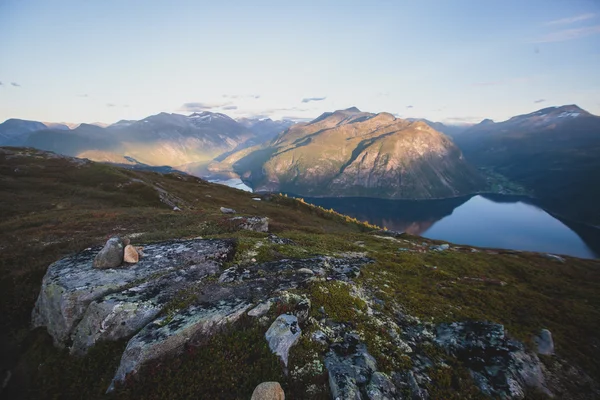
0, 118, 48, 146
22, 111, 258, 167
236, 117, 295, 145
1, 112, 292, 170
453, 105, 600, 225
1, 147, 599, 399
213, 108, 485, 199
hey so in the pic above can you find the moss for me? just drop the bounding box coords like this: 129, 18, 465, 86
112, 317, 285, 400
425, 364, 485, 399
308, 281, 367, 322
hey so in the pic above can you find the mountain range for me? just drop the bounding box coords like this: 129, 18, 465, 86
0, 112, 294, 169
1, 104, 598, 224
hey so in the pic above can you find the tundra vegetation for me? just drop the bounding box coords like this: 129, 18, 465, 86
0, 147, 599, 399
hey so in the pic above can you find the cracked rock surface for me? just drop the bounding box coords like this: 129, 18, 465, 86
32, 238, 374, 392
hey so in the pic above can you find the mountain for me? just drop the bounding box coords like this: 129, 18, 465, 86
237, 117, 295, 143
214, 107, 485, 198
42, 122, 71, 130
23, 111, 264, 167
0, 118, 47, 146
453, 105, 600, 224
407, 118, 471, 137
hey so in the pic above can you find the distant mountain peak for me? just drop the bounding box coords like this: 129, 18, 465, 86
344, 106, 361, 113
479, 119, 495, 125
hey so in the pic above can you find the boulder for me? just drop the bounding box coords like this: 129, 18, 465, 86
429, 243, 450, 251
251, 382, 285, 400
268, 234, 296, 245
324, 331, 391, 400
93, 237, 125, 269
248, 300, 274, 318
435, 321, 551, 398
32, 239, 235, 347
109, 296, 251, 391
265, 314, 301, 367
123, 244, 139, 263
229, 216, 269, 232
220, 206, 236, 214
534, 329, 554, 355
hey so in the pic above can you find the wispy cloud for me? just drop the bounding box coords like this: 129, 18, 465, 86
406, 105, 414, 109
222, 94, 260, 99
0, 81, 3, 86
11, 82, 21, 87
533, 99, 546, 103
301, 96, 326, 103
77, 94, 89, 98
545, 13, 596, 26
531, 25, 600, 43
222, 105, 238, 110
246, 107, 309, 119
179, 101, 233, 112
106, 103, 116, 107
280, 115, 314, 122
443, 116, 482, 124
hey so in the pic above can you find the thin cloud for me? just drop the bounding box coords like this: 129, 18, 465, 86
406, 105, 414, 109
77, 94, 89, 98
281, 115, 314, 122
531, 25, 600, 43
0, 82, 2, 86
534, 99, 546, 104
106, 103, 116, 107
222, 105, 238, 110
222, 94, 260, 100
443, 116, 482, 124
11, 82, 21, 87
301, 96, 326, 103
179, 101, 232, 112
545, 13, 596, 26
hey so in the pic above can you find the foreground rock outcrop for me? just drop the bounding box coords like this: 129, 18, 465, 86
32, 238, 373, 392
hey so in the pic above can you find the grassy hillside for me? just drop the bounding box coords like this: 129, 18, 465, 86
1, 147, 599, 399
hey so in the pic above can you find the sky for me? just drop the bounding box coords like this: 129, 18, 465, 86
1, 0, 599, 125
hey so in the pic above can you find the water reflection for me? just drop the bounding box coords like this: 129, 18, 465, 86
305, 194, 599, 259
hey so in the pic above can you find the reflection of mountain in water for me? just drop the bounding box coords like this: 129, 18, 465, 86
304, 195, 471, 235
304, 194, 599, 259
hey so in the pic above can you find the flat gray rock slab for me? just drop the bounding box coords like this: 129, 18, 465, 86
32, 241, 374, 392
265, 314, 301, 367
32, 239, 234, 346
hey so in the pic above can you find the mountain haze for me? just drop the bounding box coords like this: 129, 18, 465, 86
19, 112, 275, 168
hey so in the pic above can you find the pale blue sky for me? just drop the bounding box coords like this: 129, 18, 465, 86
1, 0, 599, 124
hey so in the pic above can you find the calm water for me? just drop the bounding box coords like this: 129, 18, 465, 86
305, 194, 599, 259
208, 178, 253, 192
